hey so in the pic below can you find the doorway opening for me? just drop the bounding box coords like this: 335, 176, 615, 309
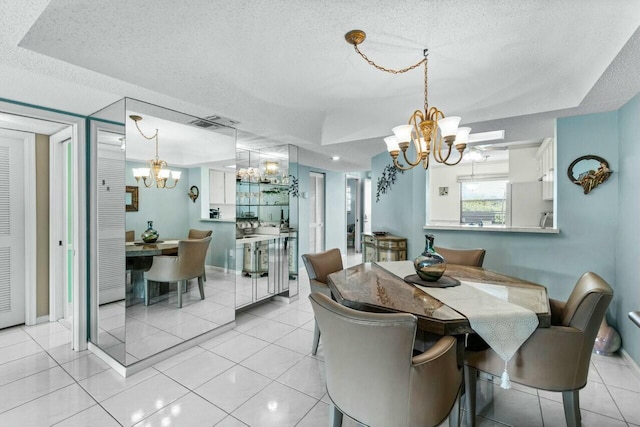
309, 172, 325, 253
346, 176, 361, 256
0, 101, 86, 352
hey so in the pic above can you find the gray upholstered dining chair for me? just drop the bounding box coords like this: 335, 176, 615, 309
188, 229, 212, 239
188, 229, 212, 280
301, 248, 343, 355
434, 246, 486, 267
144, 236, 211, 308
464, 272, 613, 427
309, 292, 462, 427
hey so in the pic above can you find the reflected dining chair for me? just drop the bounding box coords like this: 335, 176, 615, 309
434, 246, 486, 267
188, 229, 212, 281
464, 272, 613, 427
301, 248, 343, 355
144, 236, 212, 308
310, 292, 462, 427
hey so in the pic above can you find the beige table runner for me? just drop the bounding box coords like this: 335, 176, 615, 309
376, 261, 538, 389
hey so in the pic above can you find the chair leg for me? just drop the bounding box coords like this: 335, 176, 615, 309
178, 280, 183, 308
198, 275, 205, 300
203, 270, 207, 282
312, 319, 321, 355
144, 279, 149, 306
464, 365, 478, 427
331, 404, 343, 427
562, 390, 581, 427
449, 386, 462, 427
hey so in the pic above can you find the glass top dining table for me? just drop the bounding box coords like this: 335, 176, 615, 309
327, 262, 551, 336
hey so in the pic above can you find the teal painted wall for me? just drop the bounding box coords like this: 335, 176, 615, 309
297, 165, 347, 260
370, 156, 427, 258
125, 161, 190, 240
616, 92, 640, 365
185, 167, 235, 269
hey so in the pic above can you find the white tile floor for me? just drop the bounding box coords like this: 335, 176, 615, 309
1, 250, 640, 426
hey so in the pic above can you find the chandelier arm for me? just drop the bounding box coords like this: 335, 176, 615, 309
393, 158, 413, 171
164, 179, 179, 189
441, 154, 465, 166
433, 142, 454, 164
400, 148, 424, 168
353, 44, 426, 75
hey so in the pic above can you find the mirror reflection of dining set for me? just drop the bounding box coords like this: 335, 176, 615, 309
125, 228, 212, 309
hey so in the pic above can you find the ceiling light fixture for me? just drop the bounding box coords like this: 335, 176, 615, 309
129, 115, 181, 189
332, 156, 340, 161
345, 29, 470, 171
263, 160, 280, 175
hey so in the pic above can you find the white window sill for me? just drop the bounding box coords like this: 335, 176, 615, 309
423, 223, 560, 234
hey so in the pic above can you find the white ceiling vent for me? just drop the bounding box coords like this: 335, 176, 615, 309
189, 115, 239, 129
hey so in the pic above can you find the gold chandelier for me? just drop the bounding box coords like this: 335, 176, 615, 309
129, 115, 181, 189
345, 30, 471, 171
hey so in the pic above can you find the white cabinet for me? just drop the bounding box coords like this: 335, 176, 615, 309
209, 171, 236, 205
536, 138, 555, 201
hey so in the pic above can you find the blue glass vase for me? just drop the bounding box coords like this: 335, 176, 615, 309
141, 220, 159, 243
413, 234, 446, 282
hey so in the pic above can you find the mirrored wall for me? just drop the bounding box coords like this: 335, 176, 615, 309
89, 98, 237, 366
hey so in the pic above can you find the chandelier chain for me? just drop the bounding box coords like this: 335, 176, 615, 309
424, 58, 429, 112
353, 44, 426, 75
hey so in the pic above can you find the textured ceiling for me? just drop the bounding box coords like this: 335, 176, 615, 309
2, 1, 640, 171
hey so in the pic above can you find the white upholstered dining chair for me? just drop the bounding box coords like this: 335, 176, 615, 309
143, 236, 211, 308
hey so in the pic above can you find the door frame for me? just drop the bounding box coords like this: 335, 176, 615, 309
309, 171, 326, 253
49, 127, 72, 322
0, 99, 87, 351
346, 175, 362, 253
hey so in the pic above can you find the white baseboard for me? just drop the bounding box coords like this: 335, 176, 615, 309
36, 315, 50, 324
90, 321, 235, 377
620, 348, 640, 381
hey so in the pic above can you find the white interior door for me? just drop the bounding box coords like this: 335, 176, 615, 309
309, 172, 325, 253
350, 177, 362, 252
0, 130, 27, 328
363, 178, 372, 234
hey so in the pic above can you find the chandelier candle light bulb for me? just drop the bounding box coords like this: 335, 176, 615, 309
345, 29, 470, 170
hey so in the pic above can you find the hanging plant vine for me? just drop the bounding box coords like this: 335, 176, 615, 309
376, 164, 404, 202
288, 174, 299, 198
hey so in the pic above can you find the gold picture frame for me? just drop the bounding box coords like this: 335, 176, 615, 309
125, 186, 139, 212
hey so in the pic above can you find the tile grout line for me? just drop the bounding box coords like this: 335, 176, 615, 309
0, 321, 124, 426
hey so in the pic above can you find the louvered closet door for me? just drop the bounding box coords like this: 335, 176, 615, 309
97, 143, 125, 305
0, 133, 25, 328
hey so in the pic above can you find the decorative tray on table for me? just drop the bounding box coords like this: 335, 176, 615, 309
404, 274, 461, 288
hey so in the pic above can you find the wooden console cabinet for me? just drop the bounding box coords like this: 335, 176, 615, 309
362, 233, 407, 262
